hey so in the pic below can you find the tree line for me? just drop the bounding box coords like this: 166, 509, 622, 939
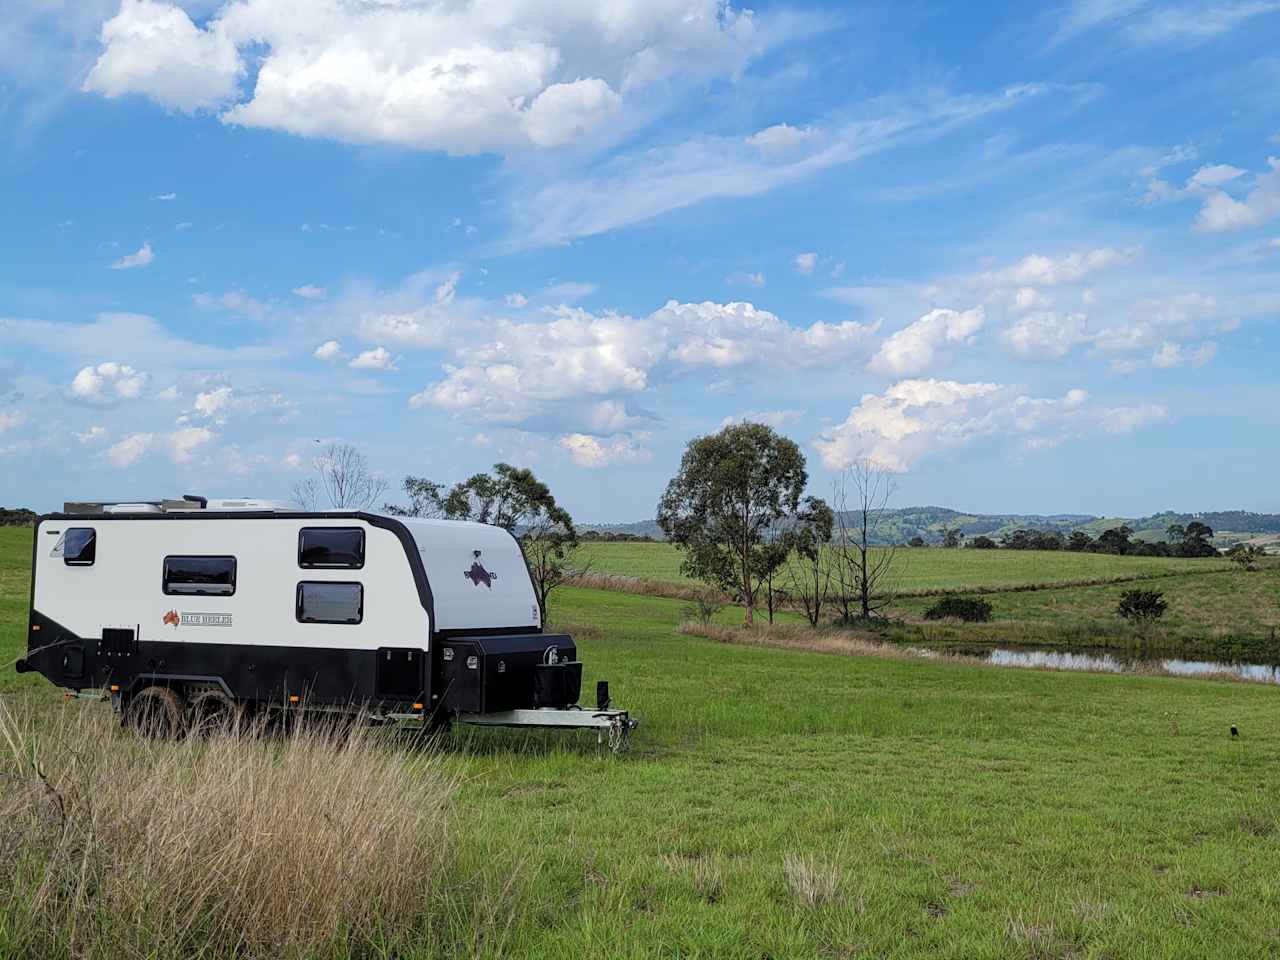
958, 522, 1219, 557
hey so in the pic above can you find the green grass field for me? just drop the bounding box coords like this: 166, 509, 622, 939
3, 526, 1280, 958
578, 541, 1233, 592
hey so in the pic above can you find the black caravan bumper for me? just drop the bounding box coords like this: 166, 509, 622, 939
438, 633, 581, 714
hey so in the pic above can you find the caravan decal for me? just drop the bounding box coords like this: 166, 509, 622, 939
464, 550, 497, 588
162, 610, 233, 628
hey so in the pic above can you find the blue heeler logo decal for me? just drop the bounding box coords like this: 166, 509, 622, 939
464, 550, 497, 588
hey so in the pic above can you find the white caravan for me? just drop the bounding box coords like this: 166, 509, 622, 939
18, 497, 634, 747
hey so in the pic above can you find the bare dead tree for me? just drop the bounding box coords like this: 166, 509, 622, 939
831, 459, 900, 621
292, 443, 388, 510
785, 496, 835, 627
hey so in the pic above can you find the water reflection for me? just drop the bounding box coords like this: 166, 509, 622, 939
970, 647, 1280, 685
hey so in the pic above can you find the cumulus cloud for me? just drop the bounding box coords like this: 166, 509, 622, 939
349, 346, 397, 371
1000, 311, 1090, 360
75, 425, 109, 444
504, 293, 529, 308
411, 299, 879, 433
110, 241, 154, 270
106, 432, 153, 467
70, 362, 148, 404
83, 0, 243, 111
313, 340, 343, 361
815, 378, 1168, 472
868, 307, 984, 376
726, 271, 766, 287
983, 248, 1135, 287
83, 0, 755, 154
1151, 340, 1218, 369
193, 385, 233, 417
104, 425, 216, 468
793, 252, 818, 275
559, 433, 652, 468
154, 191, 177, 201
1195, 157, 1280, 232
292, 284, 326, 300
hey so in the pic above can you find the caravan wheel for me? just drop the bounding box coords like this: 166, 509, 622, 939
124, 686, 186, 739
188, 690, 245, 737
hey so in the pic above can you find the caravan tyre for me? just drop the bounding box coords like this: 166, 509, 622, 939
124, 686, 186, 739
188, 689, 244, 737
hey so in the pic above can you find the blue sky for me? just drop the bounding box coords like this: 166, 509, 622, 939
1, 0, 1278, 522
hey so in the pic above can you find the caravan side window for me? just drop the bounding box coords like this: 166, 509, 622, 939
296, 582, 364, 624
298, 528, 365, 569
62, 528, 96, 566
164, 556, 237, 596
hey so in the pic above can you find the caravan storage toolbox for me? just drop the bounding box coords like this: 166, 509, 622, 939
440, 633, 577, 714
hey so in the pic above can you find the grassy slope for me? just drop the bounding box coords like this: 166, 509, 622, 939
5, 527, 1280, 957
578, 541, 1231, 592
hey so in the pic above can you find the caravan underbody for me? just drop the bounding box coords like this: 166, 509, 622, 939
17, 502, 635, 749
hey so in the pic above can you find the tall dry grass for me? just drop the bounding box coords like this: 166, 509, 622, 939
0, 697, 457, 960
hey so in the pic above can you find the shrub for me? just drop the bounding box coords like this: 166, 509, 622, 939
1228, 544, 1266, 571
1118, 589, 1168, 628
683, 594, 726, 625
923, 596, 993, 622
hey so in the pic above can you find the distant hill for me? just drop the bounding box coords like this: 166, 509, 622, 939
581, 508, 1280, 547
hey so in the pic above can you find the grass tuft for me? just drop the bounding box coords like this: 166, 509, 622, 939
782, 853, 841, 908
0, 696, 456, 960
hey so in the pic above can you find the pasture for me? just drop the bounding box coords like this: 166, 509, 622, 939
577, 540, 1234, 593
3, 526, 1280, 958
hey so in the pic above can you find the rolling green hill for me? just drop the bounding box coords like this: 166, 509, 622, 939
582, 507, 1280, 547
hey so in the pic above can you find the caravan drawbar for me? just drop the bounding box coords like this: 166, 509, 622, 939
16, 497, 635, 748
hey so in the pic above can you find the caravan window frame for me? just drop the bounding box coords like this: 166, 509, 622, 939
297, 527, 366, 570
162, 555, 238, 597
62, 528, 97, 567
296, 581, 364, 625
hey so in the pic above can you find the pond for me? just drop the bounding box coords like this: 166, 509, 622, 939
921, 646, 1280, 686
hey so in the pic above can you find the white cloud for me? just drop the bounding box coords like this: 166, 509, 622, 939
793, 252, 818, 275
746, 123, 817, 152
983, 248, 1135, 287
313, 340, 342, 361
726, 271, 766, 287
1151, 340, 1218, 369
167, 425, 215, 462
153, 191, 177, 201
84, 0, 756, 154
411, 299, 879, 432
1093, 292, 1219, 353
815, 378, 1169, 471
1000, 311, 1090, 360
83, 0, 243, 111
504, 292, 529, 308
104, 424, 216, 469
1012, 287, 1050, 312
349, 346, 397, 371
106, 432, 153, 467
110, 241, 154, 270
292, 284, 327, 300
193, 385, 233, 417
1053, 0, 1279, 47
0, 411, 24, 434
559, 433, 652, 468
1195, 157, 1280, 232
75, 425, 108, 444
868, 307, 984, 376
1099, 403, 1168, 434
70, 362, 148, 404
